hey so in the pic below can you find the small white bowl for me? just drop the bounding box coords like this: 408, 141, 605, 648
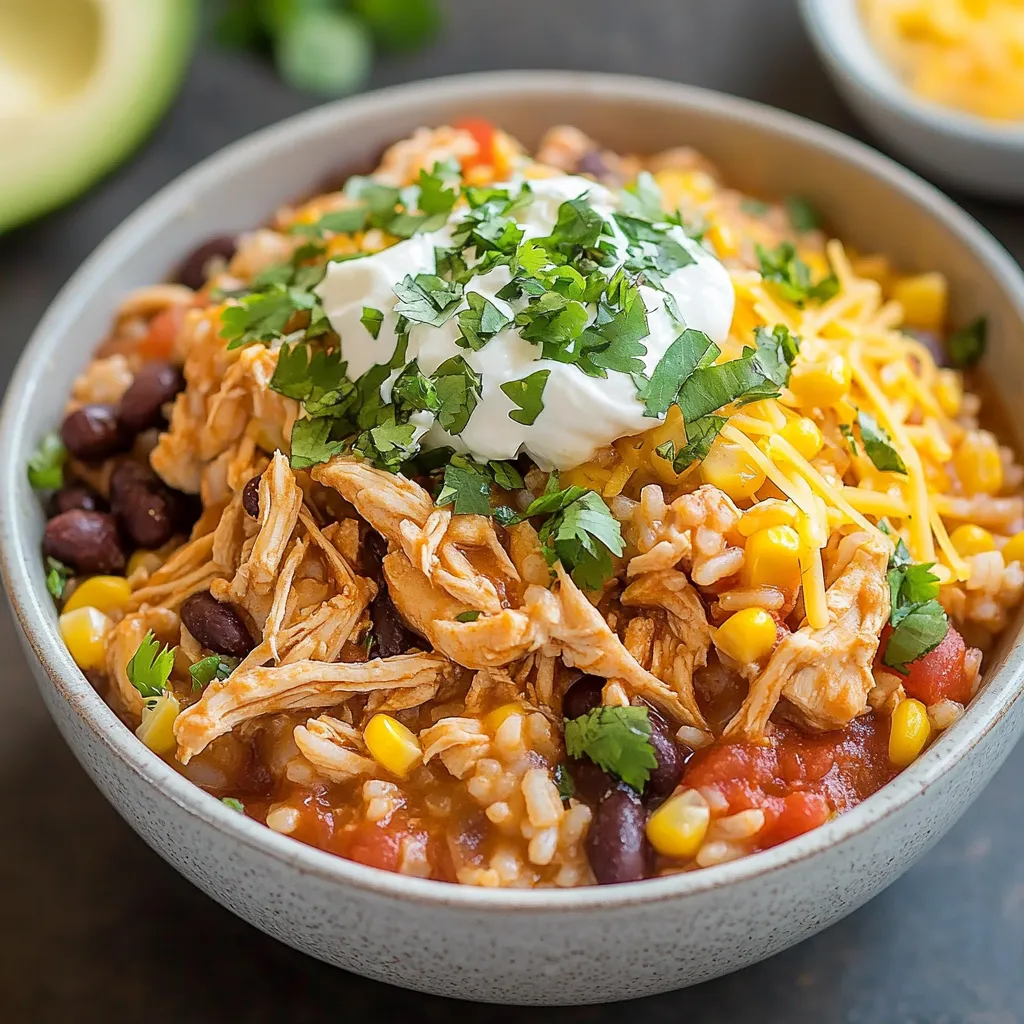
800, 0, 1024, 199
3, 71, 1024, 1005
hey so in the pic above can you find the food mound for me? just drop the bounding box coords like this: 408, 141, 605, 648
29, 121, 1024, 887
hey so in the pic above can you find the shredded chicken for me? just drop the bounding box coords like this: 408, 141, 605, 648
725, 533, 891, 739
175, 652, 455, 761
293, 715, 378, 783
420, 717, 492, 779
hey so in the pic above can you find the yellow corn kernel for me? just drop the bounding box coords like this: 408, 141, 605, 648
714, 608, 778, 664
485, 703, 524, 732
788, 355, 851, 409
934, 369, 963, 417
701, 436, 766, 500
953, 430, 1003, 495
127, 549, 163, 578
645, 789, 711, 859
706, 221, 739, 259
742, 525, 802, 593
654, 168, 716, 208
364, 713, 422, 778
59, 606, 113, 671
780, 416, 824, 461
949, 524, 995, 557
737, 499, 801, 537
851, 253, 892, 290
62, 575, 132, 616
562, 464, 612, 492
892, 272, 948, 331
136, 693, 180, 756
1002, 531, 1024, 566
889, 698, 931, 768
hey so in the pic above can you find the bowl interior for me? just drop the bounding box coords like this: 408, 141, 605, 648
3, 71, 1024, 906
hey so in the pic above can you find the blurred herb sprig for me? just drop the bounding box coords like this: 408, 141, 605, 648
217, 0, 442, 96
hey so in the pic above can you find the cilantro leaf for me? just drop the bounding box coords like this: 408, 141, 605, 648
393, 273, 464, 326
391, 361, 439, 415
639, 328, 719, 418
455, 610, 482, 622
840, 421, 859, 455
488, 460, 524, 490
354, 419, 420, 472
554, 762, 576, 801
221, 797, 245, 814
189, 655, 240, 691
45, 558, 72, 600
740, 198, 770, 217
538, 489, 625, 591
676, 351, 776, 423
27, 433, 67, 491
126, 631, 177, 700
574, 284, 650, 378
457, 291, 512, 350
750, 324, 801, 388
516, 293, 589, 357
500, 369, 550, 426
563, 706, 657, 791
947, 317, 986, 369
785, 196, 821, 233
435, 459, 492, 515
415, 159, 460, 215
290, 207, 368, 238
619, 171, 664, 222
756, 242, 839, 307
539, 195, 608, 251
289, 416, 346, 469
220, 284, 321, 350
858, 410, 908, 475
657, 414, 728, 472
361, 306, 384, 339
882, 541, 949, 672
431, 356, 482, 435
269, 343, 354, 417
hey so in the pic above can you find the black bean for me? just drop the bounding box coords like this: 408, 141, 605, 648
562, 674, 604, 721
577, 148, 613, 181
644, 711, 686, 807
903, 328, 949, 368
180, 591, 254, 658
48, 485, 107, 518
60, 404, 129, 461
369, 587, 417, 659
175, 235, 237, 291
109, 461, 191, 549
117, 361, 185, 434
242, 475, 261, 519
568, 756, 615, 806
586, 787, 649, 885
43, 510, 125, 575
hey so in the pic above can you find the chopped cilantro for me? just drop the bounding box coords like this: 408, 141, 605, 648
553, 762, 576, 801
947, 317, 986, 369
676, 350, 776, 423
289, 416, 346, 469
564, 705, 657, 792
435, 458, 492, 515
27, 433, 67, 491
290, 207, 368, 238
858, 410, 907, 475
354, 419, 420, 472
756, 242, 839, 307
393, 273, 464, 327
785, 196, 821, 233
740, 198, 770, 217
620, 171, 665, 222
749, 324, 801, 388
270, 343, 354, 415
220, 284, 324, 350
500, 369, 550, 426
488, 460, 525, 491
883, 538, 949, 673
431, 356, 481, 435
538, 194, 609, 252
221, 797, 245, 814
573, 281, 649, 378
639, 328, 718, 418
657, 414, 728, 472
839, 421, 859, 455
361, 306, 385, 339
45, 558, 72, 600
415, 158, 460, 215
189, 655, 240, 691
455, 610, 482, 622
457, 291, 512, 351
126, 631, 177, 701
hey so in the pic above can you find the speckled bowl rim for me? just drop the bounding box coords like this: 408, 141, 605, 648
799, 0, 1024, 146
2, 70, 1023, 914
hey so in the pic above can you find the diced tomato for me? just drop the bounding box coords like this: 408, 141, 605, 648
760, 792, 831, 848
454, 117, 497, 170
137, 305, 185, 361
346, 823, 404, 872
904, 625, 969, 705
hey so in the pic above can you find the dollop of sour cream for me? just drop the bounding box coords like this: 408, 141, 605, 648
316, 174, 735, 470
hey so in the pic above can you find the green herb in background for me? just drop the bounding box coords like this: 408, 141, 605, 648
216, 0, 442, 96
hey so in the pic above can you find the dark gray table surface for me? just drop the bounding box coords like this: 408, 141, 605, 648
3, 2, 1023, 1021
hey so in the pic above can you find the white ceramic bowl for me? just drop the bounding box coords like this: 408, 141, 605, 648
2, 71, 1024, 1006
799, 0, 1024, 199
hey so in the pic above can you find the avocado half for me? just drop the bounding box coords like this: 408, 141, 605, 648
0, 0, 198, 232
